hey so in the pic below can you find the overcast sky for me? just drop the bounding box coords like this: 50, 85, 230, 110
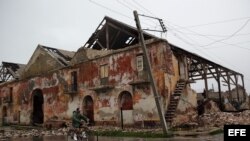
0, 0, 250, 93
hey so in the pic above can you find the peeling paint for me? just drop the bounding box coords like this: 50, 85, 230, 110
0, 40, 192, 127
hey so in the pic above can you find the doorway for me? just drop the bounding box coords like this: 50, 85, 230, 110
83, 96, 94, 124
119, 91, 133, 125
2, 106, 7, 125
32, 89, 44, 124
119, 91, 133, 110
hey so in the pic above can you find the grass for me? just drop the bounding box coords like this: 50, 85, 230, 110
91, 130, 173, 138
209, 129, 223, 135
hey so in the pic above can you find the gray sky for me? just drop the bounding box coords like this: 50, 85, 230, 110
0, 0, 250, 93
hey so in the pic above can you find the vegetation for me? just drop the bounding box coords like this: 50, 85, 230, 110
209, 129, 223, 135
91, 130, 173, 138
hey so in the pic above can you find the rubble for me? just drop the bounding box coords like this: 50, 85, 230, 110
240, 102, 250, 110
203, 100, 220, 113
0, 127, 69, 139
1, 103, 250, 139
199, 110, 250, 129
224, 103, 236, 111
0, 125, 165, 139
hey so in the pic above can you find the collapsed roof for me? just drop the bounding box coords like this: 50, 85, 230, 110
82, 15, 243, 78
0, 15, 244, 90
81, 15, 244, 96
41, 45, 75, 66
20, 45, 75, 79
0, 61, 26, 83
83, 16, 154, 50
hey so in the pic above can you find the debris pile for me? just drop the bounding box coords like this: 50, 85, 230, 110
199, 110, 250, 128
0, 126, 164, 139
0, 128, 68, 138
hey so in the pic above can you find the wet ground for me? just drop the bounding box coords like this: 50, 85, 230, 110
4, 134, 223, 141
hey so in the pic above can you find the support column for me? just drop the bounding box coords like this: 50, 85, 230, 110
216, 68, 223, 110
106, 24, 110, 49
241, 74, 246, 102
202, 64, 208, 98
226, 72, 232, 102
234, 74, 240, 103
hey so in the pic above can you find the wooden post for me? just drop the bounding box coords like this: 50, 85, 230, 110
234, 74, 240, 103
202, 64, 208, 98
226, 72, 232, 102
216, 68, 223, 110
106, 24, 109, 49
134, 10, 168, 134
241, 74, 246, 102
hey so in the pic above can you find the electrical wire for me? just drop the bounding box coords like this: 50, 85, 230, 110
204, 40, 250, 49
168, 31, 250, 38
131, 0, 156, 17
88, 0, 250, 88
200, 18, 250, 47
117, 0, 134, 11
88, 0, 132, 19
116, 0, 159, 27
127, 1, 250, 91
89, 0, 159, 29
166, 20, 250, 51
173, 16, 250, 29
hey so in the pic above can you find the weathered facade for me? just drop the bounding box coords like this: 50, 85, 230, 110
0, 16, 245, 128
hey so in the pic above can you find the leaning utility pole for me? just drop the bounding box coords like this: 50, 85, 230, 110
133, 10, 168, 134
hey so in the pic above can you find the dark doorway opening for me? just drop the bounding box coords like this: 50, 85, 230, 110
2, 106, 7, 125
83, 96, 94, 125
119, 91, 133, 110
32, 89, 44, 125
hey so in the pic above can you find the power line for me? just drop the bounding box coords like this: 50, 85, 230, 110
172, 17, 250, 29
117, 0, 134, 11
166, 20, 250, 51
169, 31, 250, 38
131, 0, 156, 17
88, 0, 132, 19
200, 18, 250, 47
166, 21, 250, 81
166, 22, 242, 70
203, 41, 250, 49
116, 0, 158, 27
89, 0, 250, 87
118, 0, 249, 70
88, 0, 157, 28
117, 0, 167, 35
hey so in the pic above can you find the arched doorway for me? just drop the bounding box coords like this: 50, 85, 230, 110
2, 106, 7, 125
119, 91, 133, 125
32, 89, 44, 125
83, 96, 94, 124
119, 91, 133, 110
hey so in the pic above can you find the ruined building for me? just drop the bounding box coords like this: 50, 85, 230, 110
0, 16, 246, 127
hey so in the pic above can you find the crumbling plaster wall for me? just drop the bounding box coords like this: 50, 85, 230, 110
0, 40, 181, 127
172, 85, 198, 126
21, 47, 64, 79
0, 70, 72, 125
74, 40, 177, 125
163, 54, 180, 111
